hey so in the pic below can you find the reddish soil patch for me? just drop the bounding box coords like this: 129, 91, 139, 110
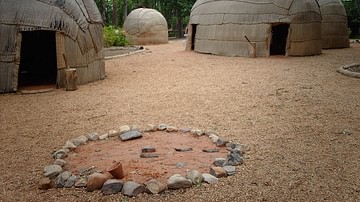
65, 131, 228, 184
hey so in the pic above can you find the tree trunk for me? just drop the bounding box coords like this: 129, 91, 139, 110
123, 0, 128, 22
99, 0, 106, 23
176, 8, 184, 38
112, 0, 119, 26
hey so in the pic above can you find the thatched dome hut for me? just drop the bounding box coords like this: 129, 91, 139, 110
0, 0, 105, 93
317, 0, 350, 49
186, 0, 323, 57
124, 8, 168, 45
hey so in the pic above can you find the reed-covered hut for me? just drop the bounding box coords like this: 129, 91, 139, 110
186, 0, 323, 57
317, 0, 350, 49
0, 0, 105, 93
124, 8, 168, 45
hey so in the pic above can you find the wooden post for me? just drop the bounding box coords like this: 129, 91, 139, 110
62, 54, 77, 91
248, 42, 256, 58
65, 68, 77, 91
244, 35, 256, 58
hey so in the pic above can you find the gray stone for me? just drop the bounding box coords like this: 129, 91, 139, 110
74, 177, 87, 188
144, 124, 157, 132
191, 129, 205, 136
145, 179, 166, 194
202, 148, 219, 153
101, 179, 123, 195
142, 146, 156, 153
119, 131, 143, 141
79, 166, 100, 177
39, 177, 52, 190
140, 153, 159, 158
63, 141, 77, 150
202, 173, 218, 184
157, 124, 167, 131
209, 134, 219, 143
44, 165, 62, 179
52, 149, 68, 159
224, 152, 244, 166
55, 172, 72, 188
167, 174, 192, 189
166, 126, 178, 132
86, 173, 109, 192
54, 159, 67, 167
213, 158, 226, 167
71, 135, 88, 146
55, 176, 65, 188
223, 166, 237, 176
209, 167, 227, 178
64, 175, 77, 188
176, 162, 187, 168
108, 129, 119, 137
86, 132, 99, 141
60, 171, 72, 181
179, 128, 191, 133
216, 137, 229, 147
174, 147, 193, 152
226, 143, 247, 155
99, 133, 109, 140
130, 125, 141, 131
186, 170, 204, 185
121, 181, 145, 197
119, 125, 131, 134
205, 130, 218, 136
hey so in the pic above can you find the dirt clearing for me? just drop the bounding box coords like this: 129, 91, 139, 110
0, 40, 359, 201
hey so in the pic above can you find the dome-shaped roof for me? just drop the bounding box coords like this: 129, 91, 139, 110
317, 0, 350, 48
188, 0, 322, 57
0, 0, 102, 40
124, 8, 168, 45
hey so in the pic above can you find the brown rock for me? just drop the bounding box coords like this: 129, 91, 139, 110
210, 167, 227, 178
86, 173, 109, 192
39, 177, 52, 190
145, 179, 167, 194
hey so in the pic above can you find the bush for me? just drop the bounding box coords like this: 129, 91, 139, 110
103, 26, 128, 47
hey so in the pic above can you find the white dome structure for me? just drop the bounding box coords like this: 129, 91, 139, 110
124, 8, 168, 45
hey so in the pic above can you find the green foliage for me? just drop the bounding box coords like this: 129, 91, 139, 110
103, 26, 128, 47
94, 0, 196, 38
342, 0, 360, 36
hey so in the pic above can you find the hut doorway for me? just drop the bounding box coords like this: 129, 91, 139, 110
270, 24, 289, 55
18, 31, 57, 89
191, 24, 197, 50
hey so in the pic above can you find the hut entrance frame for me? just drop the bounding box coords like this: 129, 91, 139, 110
18, 31, 57, 88
270, 23, 290, 56
191, 24, 197, 50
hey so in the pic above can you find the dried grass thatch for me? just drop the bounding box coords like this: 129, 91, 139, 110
0, 0, 105, 93
317, 0, 350, 49
124, 8, 168, 45
186, 0, 323, 57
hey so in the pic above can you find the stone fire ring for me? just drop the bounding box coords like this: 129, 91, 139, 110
337, 63, 360, 78
39, 124, 248, 197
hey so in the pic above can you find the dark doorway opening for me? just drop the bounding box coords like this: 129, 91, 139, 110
19, 31, 57, 89
191, 24, 197, 50
270, 24, 289, 55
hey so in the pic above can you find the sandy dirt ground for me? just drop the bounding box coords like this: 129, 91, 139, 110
0, 40, 359, 201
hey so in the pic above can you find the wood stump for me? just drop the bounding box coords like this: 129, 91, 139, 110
248, 42, 256, 58
65, 68, 77, 91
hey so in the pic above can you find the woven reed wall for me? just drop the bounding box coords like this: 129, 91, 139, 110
124, 8, 168, 45
0, 0, 104, 93
188, 0, 322, 57
318, 0, 350, 49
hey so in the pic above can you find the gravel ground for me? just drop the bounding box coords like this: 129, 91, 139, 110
0, 39, 359, 202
